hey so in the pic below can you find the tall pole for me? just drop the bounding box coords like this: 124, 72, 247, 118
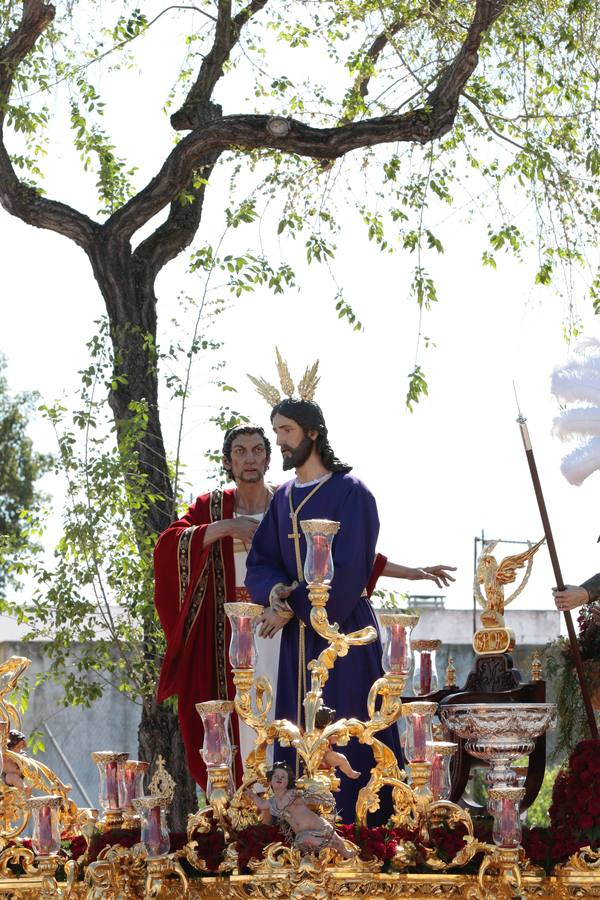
517, 414, 599, 740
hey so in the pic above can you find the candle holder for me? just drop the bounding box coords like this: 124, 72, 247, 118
25, 794, 62, 856
380, 612, 419, 678
132, 796, 170, 857
224, 602, 262, 670
477, 786, 526, 896
300, 519, 339, 585
196, 700, 234, 825
426, 741, 458, 801
489, 785, 525, 848
411, 640, 441, 696
91, 751, 128, 828
403, 702, 437, 801
122, 759, 149, 827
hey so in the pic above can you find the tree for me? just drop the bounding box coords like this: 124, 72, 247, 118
0, 355, 48, 593
1, 0, 599, 825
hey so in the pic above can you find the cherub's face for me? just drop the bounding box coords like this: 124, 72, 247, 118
270, 769, 289, 791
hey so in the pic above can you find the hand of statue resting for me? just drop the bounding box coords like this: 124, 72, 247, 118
418, 564, 457, 588
258, 607, 289, 638
552, 584, 589, 611
229, 516, 260, 542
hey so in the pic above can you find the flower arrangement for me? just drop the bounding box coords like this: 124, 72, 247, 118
544, 602, 600, 756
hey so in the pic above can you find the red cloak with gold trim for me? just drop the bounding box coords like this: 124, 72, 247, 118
154, 487, 244, 789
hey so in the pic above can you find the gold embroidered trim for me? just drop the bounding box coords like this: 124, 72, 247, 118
210, 490, 229, 701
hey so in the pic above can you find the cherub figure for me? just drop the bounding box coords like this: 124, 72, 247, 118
474, 538, 545, 627
245, 761, 353, 858
314, 706, 360, 779
1, 730, 31, 794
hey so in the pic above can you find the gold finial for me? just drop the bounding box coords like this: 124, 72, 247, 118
248, 350, 320, 406
148, 754, 176, 802
531, 649, 543, 682
445, 656, 457, 688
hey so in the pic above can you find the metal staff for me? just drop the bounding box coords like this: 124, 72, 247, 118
517, 412, 599, 740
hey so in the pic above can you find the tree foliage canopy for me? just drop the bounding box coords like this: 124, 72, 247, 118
0, 355, 49, 592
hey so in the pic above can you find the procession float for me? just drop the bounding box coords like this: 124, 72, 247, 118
2, 507, 600, 899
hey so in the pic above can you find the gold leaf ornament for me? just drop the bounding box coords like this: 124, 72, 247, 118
276, 346, 296, 398
248, 350, 320, 406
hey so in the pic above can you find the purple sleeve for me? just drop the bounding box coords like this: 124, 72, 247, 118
245, 497, 289, 607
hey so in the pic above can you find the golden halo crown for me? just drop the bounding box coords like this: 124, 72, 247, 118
248, 348, 320, 407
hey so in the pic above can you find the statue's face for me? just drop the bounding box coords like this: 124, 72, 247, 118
223, 432, 268, 483
272, 413, 316, 471
270, 767, 290, 791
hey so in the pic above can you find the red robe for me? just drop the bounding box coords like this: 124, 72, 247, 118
154, 487, 245, 789
153, 484, 388, 790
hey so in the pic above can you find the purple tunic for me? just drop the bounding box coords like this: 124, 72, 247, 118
245, 472, 403, 823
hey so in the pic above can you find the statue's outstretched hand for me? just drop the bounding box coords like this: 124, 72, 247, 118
418, 565, 457, 588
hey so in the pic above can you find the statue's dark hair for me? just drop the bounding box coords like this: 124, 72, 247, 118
314, 706, 337, 729
270, 399, 351, 474
7, 730, 26, 749
267, 760, 295, 788
221, 424, 271, 480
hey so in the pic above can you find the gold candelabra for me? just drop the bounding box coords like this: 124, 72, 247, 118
192, 519, 486, 871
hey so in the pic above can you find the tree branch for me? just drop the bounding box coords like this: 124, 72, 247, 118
0, 0, 509, 255
0, 0, 55, 109
133, 150, 221, 277
0, 1, 99, 249
426, 0, 508, 120
110, 0, 509, 240
170, 0, 269, 130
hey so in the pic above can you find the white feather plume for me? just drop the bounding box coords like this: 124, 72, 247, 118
550, 338, 600, 485
560, 437, 600, 485
552, 406, 600, 440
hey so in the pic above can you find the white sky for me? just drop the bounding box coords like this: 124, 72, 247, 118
1, 3, 599, 633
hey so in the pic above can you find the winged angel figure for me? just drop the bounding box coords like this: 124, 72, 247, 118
474, 539, 545, 627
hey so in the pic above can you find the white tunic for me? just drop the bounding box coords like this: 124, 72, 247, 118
233, 512, 280, 769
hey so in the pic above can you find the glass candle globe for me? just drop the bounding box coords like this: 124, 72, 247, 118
490, 786, 525, 848
133, 797, 170, 857
300, 519, 339, 584
196, 700, 234, 768
403, 702, 437, 763
122, 760, 149, 812
224, 602, 262, 669
411, 640, 441, 696
426, 741, 458, 800
91, 751, 128, 814
380, 613, 419, 677
26, 795, 62, 856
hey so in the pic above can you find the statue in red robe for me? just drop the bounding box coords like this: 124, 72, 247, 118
154, 486, 242, 789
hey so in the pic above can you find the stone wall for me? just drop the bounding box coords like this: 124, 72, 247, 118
1, 641, 140, 807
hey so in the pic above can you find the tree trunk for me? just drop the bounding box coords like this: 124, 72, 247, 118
138, 696, 198, 833
88, 238, 198, 827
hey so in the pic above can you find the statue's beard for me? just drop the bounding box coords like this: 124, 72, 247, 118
281, 435, 314, 471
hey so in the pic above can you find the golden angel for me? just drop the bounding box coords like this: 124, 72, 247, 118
474, 538, 545, 628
